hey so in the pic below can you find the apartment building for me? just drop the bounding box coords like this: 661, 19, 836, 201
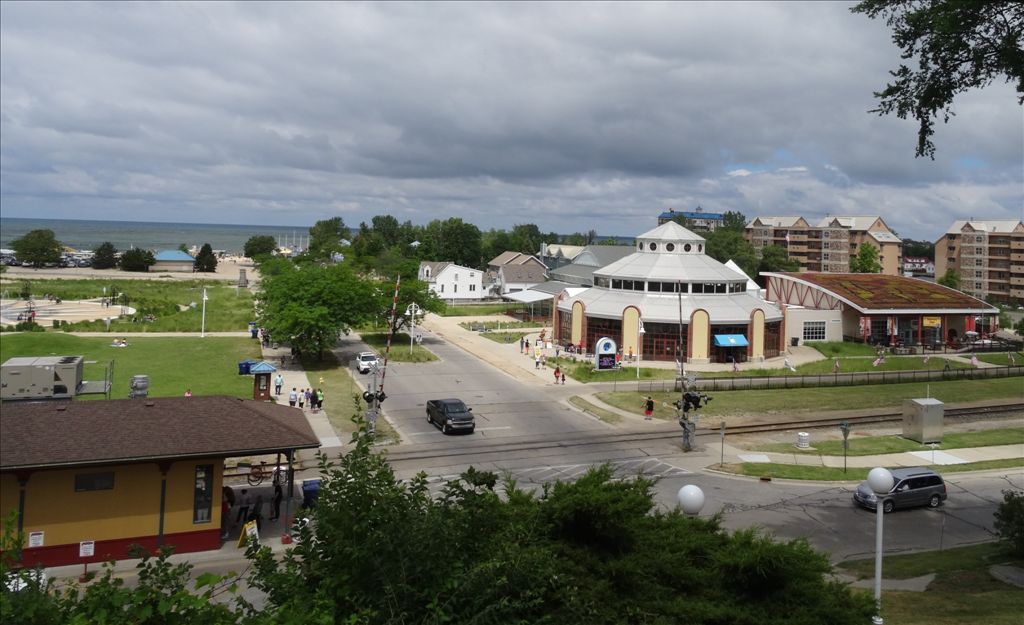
933, 220, 1024, 305
745, 215, 902, 275
657, 206, 724, 231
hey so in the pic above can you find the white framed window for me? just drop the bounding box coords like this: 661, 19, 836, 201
440, 284, 444, 293
802, 321, 826, 341
454, 284, 458, 293
469, 284, 476, 292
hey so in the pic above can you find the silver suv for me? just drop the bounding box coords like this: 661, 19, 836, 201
853, 467, 947, 513
356, 352, 379, 374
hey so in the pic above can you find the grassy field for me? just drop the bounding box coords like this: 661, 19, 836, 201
0, 332, 259, 398
724, 457, 1024, 481
480, 331, 530, 344
977, 352, 1024, 366
458, 320, 542, 331
359, 332, 439, 363
753, 428, 1024, 456
837, 543, 1024, 625
440, 303, 523, 316
810, 341, 881, 358
1, 277, 255, 332
596, 377, 1024, 419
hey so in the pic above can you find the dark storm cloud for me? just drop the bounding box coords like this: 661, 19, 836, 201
0, 1, 1020, 240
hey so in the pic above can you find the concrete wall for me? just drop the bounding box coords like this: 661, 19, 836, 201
784, 307, 843, 345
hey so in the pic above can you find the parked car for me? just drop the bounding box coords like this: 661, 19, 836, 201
853, 467, 947, 513
425, 398, 475, 435
356, 351, 379, 374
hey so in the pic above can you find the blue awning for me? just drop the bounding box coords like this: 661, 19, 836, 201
713, 334, 748, 347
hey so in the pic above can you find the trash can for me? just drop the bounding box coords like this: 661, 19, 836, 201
302, 478, 321, 509
238, 359, 256, 375
249, 321, 258, 339
790, 337, 799, 347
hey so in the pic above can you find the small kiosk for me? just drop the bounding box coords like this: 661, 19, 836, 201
249, 361, 277, 401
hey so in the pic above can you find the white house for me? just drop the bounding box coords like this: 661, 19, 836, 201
419, 261, 484, 301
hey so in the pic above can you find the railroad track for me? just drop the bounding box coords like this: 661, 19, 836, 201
227, 401, 1023, 477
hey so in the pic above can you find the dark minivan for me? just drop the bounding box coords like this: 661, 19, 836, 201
853, 467, 947, 513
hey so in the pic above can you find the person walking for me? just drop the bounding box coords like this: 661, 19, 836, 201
304, 388, 313, 409
298, 389, 305, 410
553, 366, 561, 384
274, 374, 283, 395
560, 371, 566, 385
270, 483, 283, 522
316, 388, 325, 411
288, 387, 298, 407
235, 489, 251, 525
642, 396, 655, 420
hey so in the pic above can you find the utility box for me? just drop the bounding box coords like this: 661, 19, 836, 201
1, 356, 84, 400
902, 398, 944, 444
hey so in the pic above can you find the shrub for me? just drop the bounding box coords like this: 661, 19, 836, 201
993, 489, 1024, 556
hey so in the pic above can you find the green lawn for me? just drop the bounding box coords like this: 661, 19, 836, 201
838, 543, 1024, 625
754, 428, 1024, 456
977, 352, 1024, 366
480, 331, 530, 344
359, 332, 438, 363
810, 341, 880, 358
596, 377, 1024, 419
1, 277, 255, 332
567, 396, 622, 424
0, 333, 260, 398
726, 457, 1024, 481
440, 303, 524, 316
459, 320, 542, 331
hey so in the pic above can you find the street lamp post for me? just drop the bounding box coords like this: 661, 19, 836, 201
867, 467, 894, 625
200, 288, 208, 338
637, 318, 645, 380
405, 302, 421, 355
677, 484, 705, 517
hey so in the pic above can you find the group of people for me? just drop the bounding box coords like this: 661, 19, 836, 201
109, 337, 130, 347
221, 484, 285, 539
288, 386, 325, 412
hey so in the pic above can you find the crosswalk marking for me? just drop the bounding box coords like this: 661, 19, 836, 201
417, 457, 690, 485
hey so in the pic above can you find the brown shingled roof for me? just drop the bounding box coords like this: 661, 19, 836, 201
1, 396, 320, 470
772, 273, 995, 311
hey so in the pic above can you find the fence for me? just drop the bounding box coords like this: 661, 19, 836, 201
616, 365, 1024, 394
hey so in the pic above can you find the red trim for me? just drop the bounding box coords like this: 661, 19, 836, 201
11, 528, 222, 569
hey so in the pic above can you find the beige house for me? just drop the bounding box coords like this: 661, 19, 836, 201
934, 220, 1024, 305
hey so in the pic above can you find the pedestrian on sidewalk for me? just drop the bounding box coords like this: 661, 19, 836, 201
535, 354, 541, 369
235, 489, 251, 525
270, 483, 283, 522
274, 374, 283, 395
298, 389, 305, 409
288, 388, 298, 407
553, 366, 561, 384
304, 388, 313, 409
642, 396, 654, 420
316, 388, 325, 411
560, 371, 566, 385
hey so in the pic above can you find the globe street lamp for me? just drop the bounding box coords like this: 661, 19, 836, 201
677, 484, 705, 516
867, 467, 894, 625
405, 303, 421, 355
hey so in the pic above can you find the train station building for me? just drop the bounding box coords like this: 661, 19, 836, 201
554, 222, 784, 364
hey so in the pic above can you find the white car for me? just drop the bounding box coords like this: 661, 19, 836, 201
356, 352, 379, 374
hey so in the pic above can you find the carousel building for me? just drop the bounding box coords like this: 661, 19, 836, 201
555, 222, 784, 364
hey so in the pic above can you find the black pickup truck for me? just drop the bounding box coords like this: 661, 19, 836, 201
425, 398, 475, 435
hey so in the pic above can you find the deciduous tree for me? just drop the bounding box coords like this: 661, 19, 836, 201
11, 229, 62, 267
118, 248, 155, 272
306, 217, 350, 261
243, 235, 277, 259
852, 0, 1024, 157
721, 210, 748, 232
756, 244, 800, 278
849, 243, 883, 273
937, 268, 961, 290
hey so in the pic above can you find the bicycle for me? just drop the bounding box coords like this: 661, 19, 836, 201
247, 461, 290, 486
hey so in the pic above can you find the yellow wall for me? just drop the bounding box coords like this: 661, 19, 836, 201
690, 309, 710, 361
1, 459, 223, 547
621, 307, 640, 357
751, 309, 765, 360
571, 301, 584, 345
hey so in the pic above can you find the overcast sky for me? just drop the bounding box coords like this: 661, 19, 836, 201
1, 2, 1021, 241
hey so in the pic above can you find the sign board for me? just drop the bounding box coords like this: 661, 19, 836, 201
594, 337, 618, 370
79, 540, 95, 558
28, 531, 44, 548
923, 317, 942, 328
236, 520, 259, 548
